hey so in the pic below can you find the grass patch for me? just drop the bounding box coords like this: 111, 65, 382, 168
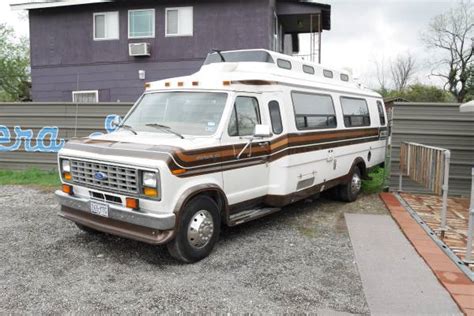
0, 168, 61, 187
362, 167, 385, 194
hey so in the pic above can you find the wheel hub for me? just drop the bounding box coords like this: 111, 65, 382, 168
187, 210, 214, 249
351, 173, 362, 194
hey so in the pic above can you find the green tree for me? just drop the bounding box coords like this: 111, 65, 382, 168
465, 65, 474, 101
0, 23, 30, 101
385, 84, 454, 102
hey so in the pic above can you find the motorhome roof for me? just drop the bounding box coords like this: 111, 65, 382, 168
146, 49, 380, 98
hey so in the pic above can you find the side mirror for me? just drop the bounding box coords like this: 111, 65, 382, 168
253, 124, 272, 138
111, 116, 121, 128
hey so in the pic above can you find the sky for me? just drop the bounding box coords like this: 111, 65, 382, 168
0, 0, 459, 89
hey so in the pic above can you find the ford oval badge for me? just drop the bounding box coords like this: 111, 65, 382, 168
94, 172, 108, 181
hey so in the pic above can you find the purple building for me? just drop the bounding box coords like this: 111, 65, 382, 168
11, 0, 331, 102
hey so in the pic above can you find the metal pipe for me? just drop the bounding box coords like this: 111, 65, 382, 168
440, 150, 451, 238
464, 168, 474, 264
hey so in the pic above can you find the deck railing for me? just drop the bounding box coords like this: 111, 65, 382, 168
399, 142, 451, 236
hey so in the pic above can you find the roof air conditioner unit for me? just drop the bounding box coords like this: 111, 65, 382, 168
129, 43, 151, 57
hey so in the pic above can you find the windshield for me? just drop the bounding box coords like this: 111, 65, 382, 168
122, 92, 228, 136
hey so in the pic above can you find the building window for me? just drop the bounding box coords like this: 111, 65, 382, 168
277, 59, 292, 70
93, 12, 119, 40
268, 101, 283, 134
72, 90, 99, 103
292, 91, 336, 130
166, 7, 193, 37
228, 97, 261, 136
377, 100, 386, 126
128, 9, 155, 38
340, 97, 371, 127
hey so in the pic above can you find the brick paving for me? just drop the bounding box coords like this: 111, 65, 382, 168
380, 192, 474, 316
400, 192, 472, 269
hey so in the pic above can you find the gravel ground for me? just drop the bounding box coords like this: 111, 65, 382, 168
0, 185, 387, 314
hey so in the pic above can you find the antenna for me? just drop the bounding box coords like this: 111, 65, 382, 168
212, 49, 226, 62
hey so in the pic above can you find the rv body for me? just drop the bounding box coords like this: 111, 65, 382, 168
56, 49, 388, 262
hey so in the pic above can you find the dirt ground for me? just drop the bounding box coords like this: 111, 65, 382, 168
0, 185, 387, 314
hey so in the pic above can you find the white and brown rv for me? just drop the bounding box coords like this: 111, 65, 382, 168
56, 49, 388, 262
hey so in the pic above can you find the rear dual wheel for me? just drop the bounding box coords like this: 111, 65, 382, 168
167, 196, 221, 263
338, 167, 362, 202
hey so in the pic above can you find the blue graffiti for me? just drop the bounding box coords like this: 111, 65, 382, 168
89, 114, 122, 137
0, 114, 122, 153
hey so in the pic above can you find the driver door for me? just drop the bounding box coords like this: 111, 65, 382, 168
221, 94, 271, 205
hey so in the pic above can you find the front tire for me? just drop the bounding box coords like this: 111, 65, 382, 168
167, 196, 221, 263
338, 167, 362, 202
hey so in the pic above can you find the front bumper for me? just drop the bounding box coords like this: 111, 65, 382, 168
56, 190, 176, 245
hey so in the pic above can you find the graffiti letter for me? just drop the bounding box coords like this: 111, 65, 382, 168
0, 125, 20, 152
36, 127, 65, 153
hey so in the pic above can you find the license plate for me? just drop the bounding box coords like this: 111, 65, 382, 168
90, 201, 109, 218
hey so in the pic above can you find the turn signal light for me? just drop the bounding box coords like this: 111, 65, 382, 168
171, 168, 186, 175
126, 197, 139, 210
62, 184, 73, 195
143, 187, 158, 197
223, 80, 231, 86
63, 172, 72, 181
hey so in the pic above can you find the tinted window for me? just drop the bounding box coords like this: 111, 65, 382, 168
340, 97, 371, 127
228, 97, 261, 136
292, 92, 337, 130
377, 100, 386, 125
268, 101, 283, 134
340, 73, 349, 82
204, 51, 274, 65
323, 70, 333, 78
277, 59, 292, 70
303, 65, 315, 74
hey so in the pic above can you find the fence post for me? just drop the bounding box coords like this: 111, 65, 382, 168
464, 168, 474, 264
439, 150, 451, 238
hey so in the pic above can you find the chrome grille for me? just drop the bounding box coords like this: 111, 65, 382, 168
71, 160, 139, 195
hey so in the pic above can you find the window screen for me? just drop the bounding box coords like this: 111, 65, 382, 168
73, 91, 99, 103
228, 97, 261, 136
268, 101, 283, 134
94, 12, 119, 40
166, 7, 193, 36
340, 97, 371, 127
129, 9, 155, 38
292, 92, 336, 130
377, 101, 386, 126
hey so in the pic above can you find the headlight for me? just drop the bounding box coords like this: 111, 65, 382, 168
142, 172, 157, 188
142, 171, 160, 199
61, 159, 71, 173
61, 159, 72, 181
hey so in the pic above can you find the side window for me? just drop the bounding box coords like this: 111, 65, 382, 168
340, 97, 371, 127
268, 101, 283, 134
228, 97, 261, 136
377, 100, 386, 126
292, 91, 337, 130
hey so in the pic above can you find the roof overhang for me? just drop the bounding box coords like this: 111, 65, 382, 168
10, 0, 113, 11
277, 0, 331, 33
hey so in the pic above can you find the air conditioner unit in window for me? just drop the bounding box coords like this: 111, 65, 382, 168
129, 43, 151, 57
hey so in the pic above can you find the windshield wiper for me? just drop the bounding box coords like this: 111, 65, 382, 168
145, 123, 185, 139
119, 124, 137, 135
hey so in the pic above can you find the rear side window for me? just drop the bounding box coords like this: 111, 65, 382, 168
268, 101, 283, 134
292, 91, 337, 130
228, 97, 261, 136
377, 100, 386, 126
340, 97, 370, 127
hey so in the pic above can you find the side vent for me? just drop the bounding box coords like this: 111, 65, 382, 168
129, 43, 151, 57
